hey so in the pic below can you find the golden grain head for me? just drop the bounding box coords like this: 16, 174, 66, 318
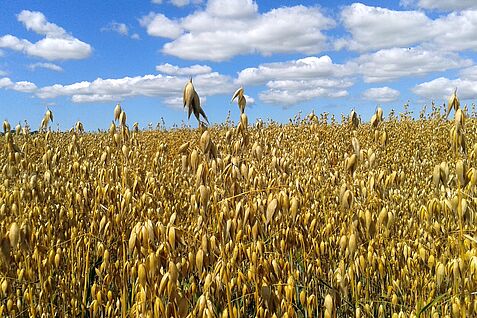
7, 222, 19, 249
114, 103, 122, 122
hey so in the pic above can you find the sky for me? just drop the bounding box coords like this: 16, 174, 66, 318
1, 0, 477, 131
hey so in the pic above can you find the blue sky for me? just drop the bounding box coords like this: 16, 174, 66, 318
1, 0, 477, 130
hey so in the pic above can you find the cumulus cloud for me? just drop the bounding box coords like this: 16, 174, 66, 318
139, 12, 183, 39
362, 87, 400, 102
0, 64, 234, 106
354, 48, 472, 82
0, 10, 92, 60
140, 1, 335, 61
337, 3, 434, 51
265, 79, 353, 91
72, 94, 118, 103
12, 81, 38, 93
236, 55, 353, 106
102, 22, 129, 36
17, 10, 67, 38
459, 65, 477, 80
28, 62, 63, 72
0, 77, 37, 93
34, 75, 179, 101
152, 0, 203, 6
260, 82, 349, 105
420, 0, 477, 10
34, 68, 233, 104
164, 96, 185, 107
164, 95, 207, 109
402, 0, 477, 11
238, 56, 352, 85
0, 35, 32, 52
260, 79, 350, 105
244, 94, 254, 105
413, 78, 477, 100
171, 0, 191, 7
156, 63, 212, 75
337, 3, 477, 52
413, 63, 477, 100
101, 22, 140, 39
152, 0, 202, 7
431, 10, 477, 52
0, 78, 13, 89
206, 0, 257, 18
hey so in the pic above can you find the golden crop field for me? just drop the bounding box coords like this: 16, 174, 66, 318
0, 98, 476, 317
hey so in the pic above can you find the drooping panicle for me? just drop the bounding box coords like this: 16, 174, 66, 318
446, 88, 460, 118
183, 78, 209, 125
231, 86, 247, 114
114, 103, 122, 122
349, 110, 359, 129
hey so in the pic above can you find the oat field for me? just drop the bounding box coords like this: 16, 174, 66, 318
0, 101, 476, 317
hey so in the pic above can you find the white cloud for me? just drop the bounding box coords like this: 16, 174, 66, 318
102, 22, 142, 40
28, 62, 63, 72
420, 0, 477, 10
171, 0, 190, 7
0, 35, 31, 51
0, 78, 13, 88
260, 83, 348, 105
12, 81, 37, 93
72, 94, 118, 103
156, 63, 212, 75
244, 94, 254, 105
432, 10, 477, 52
265, 79, 353, 91
102, 22, 129, 36
0, 77, 37, 93
413, 63, 477, 100
338, 3, 434, 51
338, 3, 477, 53
140, 2, 335, 61
354, 48, 472, 82
0, 10, 92, 60
139, 12, 183, 39
35, 71, 234, 103
164, 96, 185, 107
206, 0, 257, 18
164, 95, 207, 109
17, 10, 67, 38
362, 87, 400, 102
238, 56, 351, 85
152, 0, 203, 7
402, 0, 477, 11
170, 0, 203, 7
236, 55, 353, 106
413, 78, 477, 100
459, 65, 477, 80
29, 38, 91, 60
37, 81, 90, 99
258, 78, 351, 106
